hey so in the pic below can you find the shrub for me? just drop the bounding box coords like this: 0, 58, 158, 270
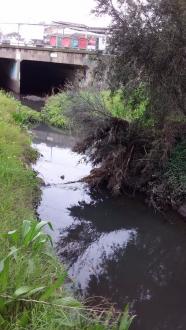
41, 93, 71, 128
101, 87, 149, 122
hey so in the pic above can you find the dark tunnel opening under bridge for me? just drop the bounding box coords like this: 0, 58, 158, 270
20, 60, 86, 96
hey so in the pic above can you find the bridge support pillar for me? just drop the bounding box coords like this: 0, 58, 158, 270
8, 60, 20, 94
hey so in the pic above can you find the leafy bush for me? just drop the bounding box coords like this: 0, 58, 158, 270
101, 87, 149, 122
41, 93, 71, 128
101, 90, 125, 118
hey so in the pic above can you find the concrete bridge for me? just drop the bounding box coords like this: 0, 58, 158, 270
0, 45, 96, 94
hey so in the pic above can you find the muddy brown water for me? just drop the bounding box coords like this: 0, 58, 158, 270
32, 124, 186, 330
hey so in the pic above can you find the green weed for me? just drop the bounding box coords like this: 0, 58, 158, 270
12, 106, 42, 126
41, 93, 71, 128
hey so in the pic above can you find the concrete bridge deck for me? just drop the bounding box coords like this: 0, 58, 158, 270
0, 44, 97, 66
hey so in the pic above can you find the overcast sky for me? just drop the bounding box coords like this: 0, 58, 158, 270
0, 0, 110, 27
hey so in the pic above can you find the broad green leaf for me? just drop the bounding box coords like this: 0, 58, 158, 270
23, 224, 37, 246
22, 220, 31, 239
27, 286, 45, 297
119, 305, 135, 330
7, 230, 17, 235
14, 286, 31, 297
35, 221, 49, 232
31, 232, 43, 242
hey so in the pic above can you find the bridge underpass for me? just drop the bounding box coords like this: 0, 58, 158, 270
0, 46, 95, 95
20, 60, 86, 95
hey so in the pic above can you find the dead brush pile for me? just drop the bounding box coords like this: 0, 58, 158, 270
74, 117, 186, 211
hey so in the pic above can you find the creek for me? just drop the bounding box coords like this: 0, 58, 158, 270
32, 124, 186, 330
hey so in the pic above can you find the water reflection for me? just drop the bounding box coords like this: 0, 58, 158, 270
57, 195, 186, 330
60, 226, 137, 291
32, 125, 186, 330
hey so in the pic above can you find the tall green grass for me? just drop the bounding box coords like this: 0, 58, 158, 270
0, 91, 134, 329
0, 92, 38, 236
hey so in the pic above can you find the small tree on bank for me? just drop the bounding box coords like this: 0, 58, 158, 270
93, 0, 186, 123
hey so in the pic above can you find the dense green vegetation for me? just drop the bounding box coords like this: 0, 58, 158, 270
41, 93, 70, 127
13, 87, 149, 129
13, 93, 69, 129
0, 91, 133, 329
101, 88, 148, 123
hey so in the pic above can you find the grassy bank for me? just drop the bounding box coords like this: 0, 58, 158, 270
13, 93, 69, 129
0, 91, 133, 330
